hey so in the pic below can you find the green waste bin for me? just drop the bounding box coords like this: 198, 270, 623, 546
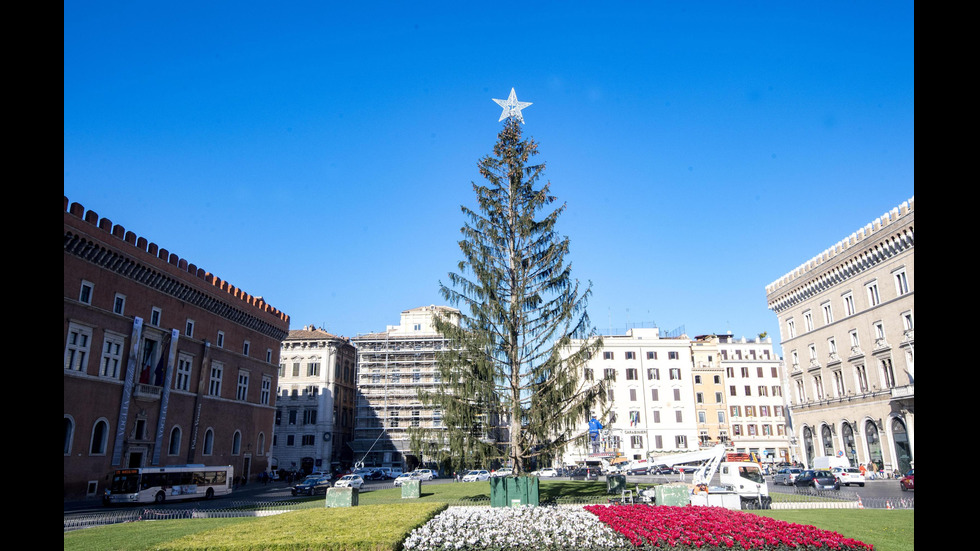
606, 474, 627, 495
325, 487, 358, 507
655, 483, 691, 506
490, 476, 540, 507
401, 479, 421, 499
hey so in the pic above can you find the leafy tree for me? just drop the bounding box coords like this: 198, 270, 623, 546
414, 116, 605, 474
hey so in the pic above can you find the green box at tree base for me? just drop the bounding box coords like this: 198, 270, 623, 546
490, 475, 539, 507
325, 487, 358, 507
655, 483, 691, 506
606, 475, 627, 494
401, 479, 421, 499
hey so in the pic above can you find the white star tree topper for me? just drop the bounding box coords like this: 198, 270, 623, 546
493, 88, 532, 123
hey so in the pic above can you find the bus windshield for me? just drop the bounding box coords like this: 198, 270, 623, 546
110, 471, 140, 494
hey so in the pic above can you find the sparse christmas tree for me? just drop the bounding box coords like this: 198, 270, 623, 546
414, 90, 605, 474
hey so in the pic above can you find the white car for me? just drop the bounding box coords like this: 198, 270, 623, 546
538, 468, 559, 477
462, 469, 490, 482
393, 472, 421, 487
491, 469, 514, 478
333, 474, 364, 489
831, 466, 866, 487
413, 469, 436, 480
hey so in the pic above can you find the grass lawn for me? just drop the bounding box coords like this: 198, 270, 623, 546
65, 480, 912, 550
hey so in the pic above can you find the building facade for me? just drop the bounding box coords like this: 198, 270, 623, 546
272, 327, 357, 475
64, 198, 290, 500
562, 328, 699, 466
766, 197, 914, 474
350, 306, 460, 472
715, 334, 790, 464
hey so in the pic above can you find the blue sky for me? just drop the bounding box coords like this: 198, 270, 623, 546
64, 2, 914, 352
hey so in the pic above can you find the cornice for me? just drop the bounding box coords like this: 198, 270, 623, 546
65, 230, 289, 342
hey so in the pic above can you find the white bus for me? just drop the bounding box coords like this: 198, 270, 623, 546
104, 465, 233, 505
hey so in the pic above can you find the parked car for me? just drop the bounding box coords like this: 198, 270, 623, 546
794, 470, 840, 492
361, 469, 387, 481
393, 472, 421, 487
831, 467, 866, 487
537, 468, 559, 477
491, 469, 514, 477
413, 469, 436, 480
900, 469, 914, 491
462, 469, 491, 482
773, 467, 803, 486
291, 475, 333, 496
334, 474, 364, 489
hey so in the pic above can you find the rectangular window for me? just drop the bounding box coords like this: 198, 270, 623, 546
652, 410, 661, 423
303, 409, 317, 424
288, 409, 297, 424
648, 368, 659, 380
629, 388, 637, 401
843, 293, 856, 316
673, 388, 681, 401
260, 376, 271, 405
730, 405, 741, 417
243, 340, 250, 356
695, 392, 703, 403
584, 368, 594, 381
237, 372, 249, 401
646, 351, 657, 360
651, 389, 659, 401
717, 410, 726, 423
604, 368, 616, 381
266, 349, 273, 363
894, 269, 909, 296
803, 311, 814, 332
787, 319, 796, 338
729, 385, 737, 396
302, 435, 316, 446
175, 354, 193, 391
675, 435, 687, 449
185, 319, 195, 338
292, 363, 300, 377
715, 391, 723, 403
99, 334, 124, 378
698, 410, 706, 423
113, 293, 126, 315
308, 362, 320, 377
65, 323, 92, 372
822, 302, 833, 324
150, 307, 162, 327
867, 281, 881, 306
208, 363, 223, 397
631, 435, 643, 448
217, 331, 225, 348
669, 368, 681, 380
668, 351, 679, 360
603, 351, 614, 360
79, 280, 94, 304
626, 368, 638, 380
625, 351, 636, 360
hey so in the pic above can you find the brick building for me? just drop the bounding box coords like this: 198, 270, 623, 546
64, 198, 290, 500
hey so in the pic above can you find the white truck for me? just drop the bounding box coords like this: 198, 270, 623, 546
812, 455, 849, 471
645, 444, 771, 509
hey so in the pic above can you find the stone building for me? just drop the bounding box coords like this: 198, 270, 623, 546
350, 306, 460, 472
272, 327, 356, 475
64, 198, 289, 500
766, 197, 914, 474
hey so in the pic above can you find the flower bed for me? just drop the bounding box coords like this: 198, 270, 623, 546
584, 504, 874, 550
402, 505, 630, 550
402, 504, 874, 551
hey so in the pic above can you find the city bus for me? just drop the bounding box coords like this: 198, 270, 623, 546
104, 465, 233, 505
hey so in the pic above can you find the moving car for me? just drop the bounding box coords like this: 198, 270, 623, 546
491, 469, 514, 478
413, 469, 436, 480
900, 469, 914, 491
334, 474, 364, 489
291, 475, 332, 496
462, 469, 490, 482
538, 468, 559, 477
773, 468, 803, 486
831, 467, 866, 487
794, 470, 840, 492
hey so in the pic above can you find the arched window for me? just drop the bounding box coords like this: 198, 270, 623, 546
865, 420, 883, 468
64, 416, 75, 455
232, 431, 242, 455
821, 425, 835, 456
257, 432, 265, 455
892, 418, 912, 474
168, 426, 182, 456
802, 426, 815, 466
842, 422, 857, 466
90, 419, 109, 455
204, 428, 214, 455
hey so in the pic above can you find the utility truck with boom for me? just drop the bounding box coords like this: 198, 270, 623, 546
644, 444, 771, 509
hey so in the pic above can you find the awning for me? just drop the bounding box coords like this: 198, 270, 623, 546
610, 457, 630, 465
